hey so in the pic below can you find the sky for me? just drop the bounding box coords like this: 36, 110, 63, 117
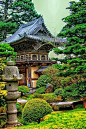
32, 0, 79, 36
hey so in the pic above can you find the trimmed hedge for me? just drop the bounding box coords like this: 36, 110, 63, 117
35, 86, 46, 94
22, 98, 52, 124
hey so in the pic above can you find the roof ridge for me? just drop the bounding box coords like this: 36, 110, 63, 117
19, 17, 43, 29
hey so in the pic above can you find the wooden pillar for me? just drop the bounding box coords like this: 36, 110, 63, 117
26, 68, 29, 86
37, 54, 38, 60
28, 66, 31, 87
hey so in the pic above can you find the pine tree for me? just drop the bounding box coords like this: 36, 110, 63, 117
0, 43, 17, 58
11, 0, 41, 24
0, 0, 40, 41
53, 0, 86, 77
0, 0, 18, 40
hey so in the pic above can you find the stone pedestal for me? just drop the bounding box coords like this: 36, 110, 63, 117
6, 101, 17, 126
1, 60, 23, 127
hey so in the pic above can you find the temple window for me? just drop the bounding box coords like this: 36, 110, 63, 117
32, 55, 37, 60
26, 54, 29, 60
16, 56, 19, 61
21, 55, 24, 61
41, 55, 45, 60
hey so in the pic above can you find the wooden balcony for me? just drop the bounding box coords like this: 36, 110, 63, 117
15, 59, 56, 66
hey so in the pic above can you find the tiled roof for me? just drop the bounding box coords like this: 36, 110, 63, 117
35, 66, 49, 73
0, 17, 67, 44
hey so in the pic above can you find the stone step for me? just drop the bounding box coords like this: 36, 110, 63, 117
50, 100, 83, 111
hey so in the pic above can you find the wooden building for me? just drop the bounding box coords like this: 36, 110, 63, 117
1, 17, 67, 88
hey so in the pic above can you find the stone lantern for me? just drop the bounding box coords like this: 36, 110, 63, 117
1, 60, 23, 127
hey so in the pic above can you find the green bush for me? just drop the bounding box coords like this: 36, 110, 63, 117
35, 86, 46, 94
54, 88, 64, 97
43, 95, 62, 103
18, 86, 30, 95
16, 102, 25, 113
63, 81, 86, 99
31, 93, 62, 103
32, 93, 43, 98
22, 98, 52, 124
36, 75, 49, 88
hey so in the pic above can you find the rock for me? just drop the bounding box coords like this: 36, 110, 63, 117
45, 83, 54, 93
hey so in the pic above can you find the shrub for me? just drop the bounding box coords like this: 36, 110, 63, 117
63, 81, 86, 99
43, 95, 62, 103
22, 98, 52, 124
18, 86, 30, 96
16, 102, 25, 113
32, 93, 43, 98
36, 75, 50, 88
35, 86, 46, 94
54, 88, 64, 97
29, 93, 62, 103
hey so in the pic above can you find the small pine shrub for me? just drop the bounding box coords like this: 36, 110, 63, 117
18, 86, 30, 96
30, 93, 62, 103
35, 86, 46, 94
32, 93, 43, 98
43, 95, 62, 103
36, 75, 49, 88
22, 98, 52, 124
54, 88, 64, 97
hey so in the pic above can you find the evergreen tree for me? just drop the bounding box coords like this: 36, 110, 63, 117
11, 0, 41, 24
53, 0, 86, 77
0, 0, 18, 40
0, 43, 17, 58
0, 0, 40, 41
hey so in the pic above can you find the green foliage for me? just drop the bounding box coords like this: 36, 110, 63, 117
42, 94, 62, 103
11, 0, 41, 23
16, 102, 25, 113
18, 86, 30, 95
13, 108, 86, 129
31, 93, 43, 99
42, 67, 62, 90
22, 98, 52, 124
54, 48, 63, 54
36, 75, 49, 88
35, 86, 46, 94
0, 0, 41, 40
30, 93, 61, 103
0, 97, 6, 107
55, 0, 86, 77
0, 43, 17, 75
63, 81, 86, 99
40, 66, 86, 91
0, 43, 17, 58
54, 88, 64, 97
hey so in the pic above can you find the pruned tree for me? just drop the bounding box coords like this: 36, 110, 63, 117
0, 43, 17, 75
53, 0, 86, 77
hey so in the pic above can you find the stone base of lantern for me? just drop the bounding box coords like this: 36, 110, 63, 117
1, 60, 23, 128
5, 100, 23, 127
4, 122, 23, 127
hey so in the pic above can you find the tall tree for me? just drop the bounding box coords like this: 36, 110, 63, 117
11, 0, 41, 24
53, 0, 86, 77
0, 0, 18, 40
0, 0, 40, 41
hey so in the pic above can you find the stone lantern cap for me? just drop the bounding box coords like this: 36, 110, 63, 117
1, 60, 23, 81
